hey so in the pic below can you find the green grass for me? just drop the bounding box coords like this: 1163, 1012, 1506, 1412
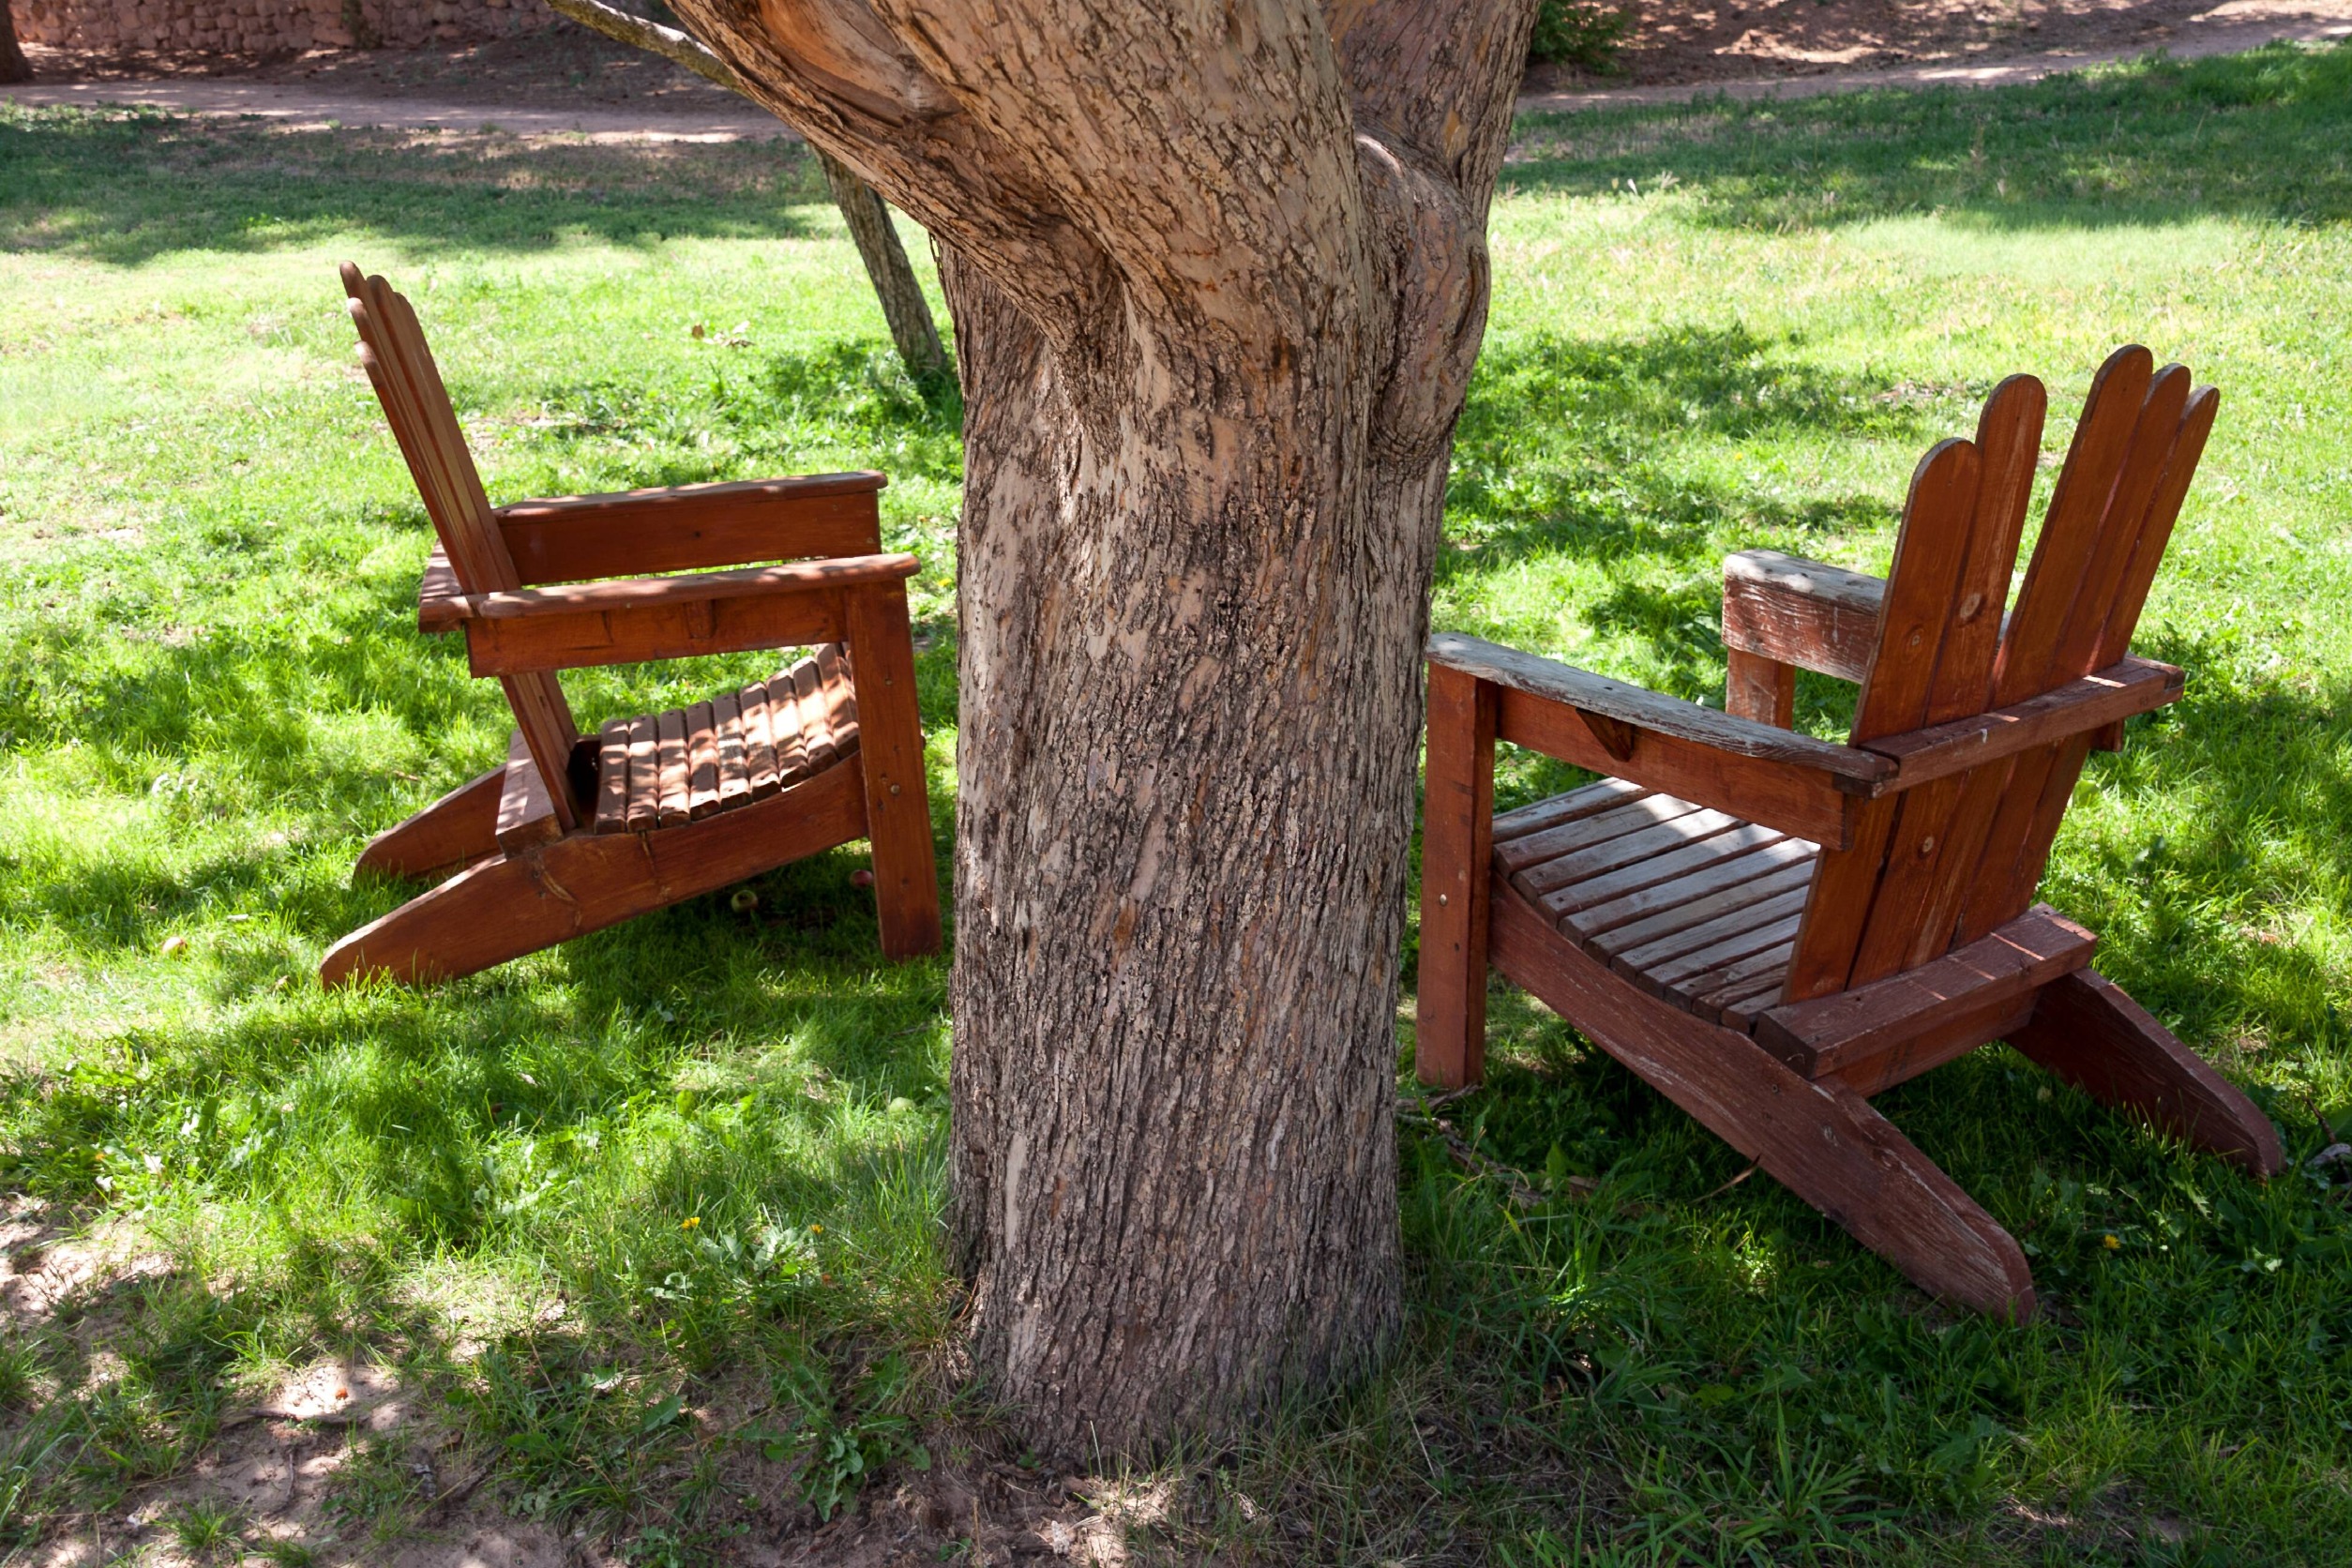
3, 39, 2351, 1564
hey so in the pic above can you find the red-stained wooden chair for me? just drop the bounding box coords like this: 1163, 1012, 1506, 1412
321, 264, 941, 986
1415, 347, 2282, 1319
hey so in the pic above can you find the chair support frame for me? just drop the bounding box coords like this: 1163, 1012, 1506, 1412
1416, 352, 2283, 1319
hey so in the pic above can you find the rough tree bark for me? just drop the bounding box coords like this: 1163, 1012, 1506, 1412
1, 4, 32, 86
647, 0, 1538, 1454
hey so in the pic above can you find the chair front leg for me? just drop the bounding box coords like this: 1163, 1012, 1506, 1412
1416, 663, 1498, 1089
845, 581, 943, 959
355, 762, 505, 879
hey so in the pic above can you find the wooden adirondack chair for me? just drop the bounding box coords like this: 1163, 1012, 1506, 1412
1416, 347, 2284, 1319
321, 264, 942, 986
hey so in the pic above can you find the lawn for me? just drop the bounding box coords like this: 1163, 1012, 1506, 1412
2, 39, 2350, 1565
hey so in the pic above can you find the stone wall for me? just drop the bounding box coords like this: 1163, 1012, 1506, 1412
8, 0, 557, 53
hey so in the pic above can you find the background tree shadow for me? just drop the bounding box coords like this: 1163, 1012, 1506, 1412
1440, 321, 1915, 714
1506, 40, 2352, 234
0, 106, 833, 265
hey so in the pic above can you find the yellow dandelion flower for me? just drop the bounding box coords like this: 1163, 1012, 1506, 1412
2102, 1233, 2120, 1250
810, 1223, 822, 1233
681, 1216, 701, 1230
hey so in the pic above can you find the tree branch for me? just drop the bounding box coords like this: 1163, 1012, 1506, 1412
1330, 0, 1543, 201
867, 0, 1370, 353
541, 0, 745, 93
819, 149, 952, 377
639, 0, 1534, 393
1334, 1, 1539, 468
668, 0, 1122, 358
549, 0, 957, 377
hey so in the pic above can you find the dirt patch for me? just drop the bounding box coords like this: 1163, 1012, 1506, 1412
16, 27, 741, 116
23, 1402, 575, 1568
0, 1197, 161, 1328
1531, 0, 2352, 90
3, 1212, 1156, 1566
19, 1, 2352, 112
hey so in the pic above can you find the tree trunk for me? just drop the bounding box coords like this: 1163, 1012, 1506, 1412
665, 0, 1538, 1455
0, 4, 32, 85
940, 244, 1447, 1445
817, 150, 949, 378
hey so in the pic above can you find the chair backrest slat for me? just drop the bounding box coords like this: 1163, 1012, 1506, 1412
1923, 374, 2048, 726
1846, 380, 2049, 983
1848, 439, 1987, 743
1954, 357, 2215, 942
341, 263, 581, 830
1781, 349, 2213, 1003
1987, 347, 2158, 705
1839, 376, 2049, 989
1783, 431, 1992, 999
2043, 364, 2191, 683
2094, 387, 2219, 670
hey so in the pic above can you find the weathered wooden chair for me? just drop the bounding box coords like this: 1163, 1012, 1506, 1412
1416, 347, 2283, 1319
321, 264, 941, 986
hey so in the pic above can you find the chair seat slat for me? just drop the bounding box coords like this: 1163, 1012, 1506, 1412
1515, 807, 1746, 899
595, 721, 630, 834
1492, 778, 1646, 845
1591, 858, 1817, 960
1496, 792, 1706, 873
1546, 822, 1797, 924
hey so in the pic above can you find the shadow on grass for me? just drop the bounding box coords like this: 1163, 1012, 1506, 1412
0, 893, 955, 1541
1508, 40, 2352, 234
0, 105, 831, 264
2048, 631, 2352, 1057
1392, 639, 2352, 1552
1440, 321, 1918, 701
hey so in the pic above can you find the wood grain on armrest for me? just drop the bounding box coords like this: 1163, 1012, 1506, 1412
1427, 632, 1890, 847
495, 472, 888, 582
1861, 656, 2183, 786
456, 552, 919, 621
1721, 549, 1886, 683
455, 554, 920, 678
1428, 634, 1889, 784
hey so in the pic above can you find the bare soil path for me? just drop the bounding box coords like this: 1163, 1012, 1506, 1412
4, 1, 2347, 141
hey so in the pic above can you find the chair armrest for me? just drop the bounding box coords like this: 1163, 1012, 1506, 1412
1861, 656, 2183, 786
494, 471, 888, 583
1431, 633, 1888, 781
452, 552, 917, 622
1428, 632, 1891, 847
1721, 549, 1886, 683
452, 553, 920, 677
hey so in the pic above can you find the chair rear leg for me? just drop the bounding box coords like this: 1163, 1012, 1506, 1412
321, 847, 613, 988
355, 762, 505, 879
2010, 968, 2284, 1176
325, 756, 870, 987
1491, 882, 2038, 1319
